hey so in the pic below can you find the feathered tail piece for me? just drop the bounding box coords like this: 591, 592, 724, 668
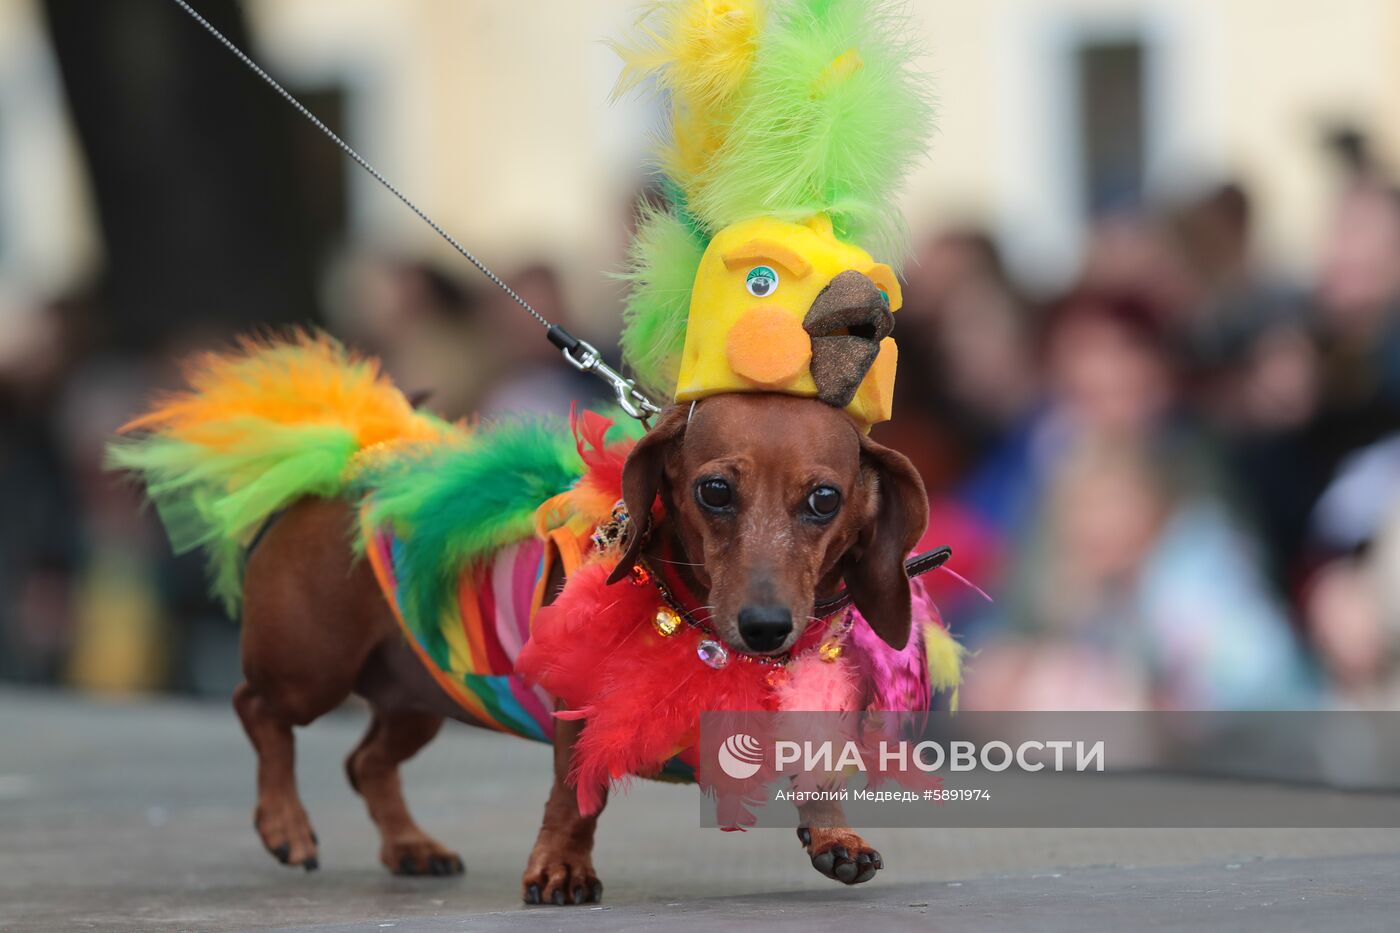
108, 330, 460, 613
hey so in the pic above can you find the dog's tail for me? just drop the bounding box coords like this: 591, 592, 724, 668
108, 330, 462, 613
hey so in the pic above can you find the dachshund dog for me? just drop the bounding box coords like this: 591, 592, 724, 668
232, 391, 927, 903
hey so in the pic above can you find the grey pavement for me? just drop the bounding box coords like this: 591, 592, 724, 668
2, 687, 1399, 932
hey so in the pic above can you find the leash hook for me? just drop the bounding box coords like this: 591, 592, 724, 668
549, 326, 660, 423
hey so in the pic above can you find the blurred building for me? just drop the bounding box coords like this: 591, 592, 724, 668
5, 0, 1400, 337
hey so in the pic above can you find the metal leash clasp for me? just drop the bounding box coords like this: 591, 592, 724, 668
552, 329, 661, 424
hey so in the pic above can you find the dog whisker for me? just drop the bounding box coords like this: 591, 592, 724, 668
651, 557, 705, 568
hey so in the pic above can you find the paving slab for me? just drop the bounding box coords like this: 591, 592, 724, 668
3, 688, 1398, 931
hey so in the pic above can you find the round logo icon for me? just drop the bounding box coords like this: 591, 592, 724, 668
717, 733, 764, 779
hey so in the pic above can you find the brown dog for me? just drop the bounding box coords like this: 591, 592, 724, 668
233, 392, 927, 903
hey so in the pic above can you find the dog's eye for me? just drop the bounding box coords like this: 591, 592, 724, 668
745, 265, 778, 298
807, 486, 841, 519
696, 477, 734, 512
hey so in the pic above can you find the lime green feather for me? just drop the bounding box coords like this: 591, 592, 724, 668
689, 0, 933, 255
360, 418, 582, 648
617, 201, 709, 399
107, 422, 359, 613
358, 413, 647, 650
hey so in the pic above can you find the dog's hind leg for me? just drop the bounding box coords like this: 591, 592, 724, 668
237, 497, 400, 871
232, 682, 323, 870
346, 708, 464, 876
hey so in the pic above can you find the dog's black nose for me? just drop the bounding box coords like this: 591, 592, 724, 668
737, 605, 793, 652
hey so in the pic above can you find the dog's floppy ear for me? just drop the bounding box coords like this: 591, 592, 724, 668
841, 432, 929, 647
606, 405, 688, 584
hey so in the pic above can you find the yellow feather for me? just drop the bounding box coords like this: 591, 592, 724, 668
610, 0, 763, 195
923, 625, 966, 712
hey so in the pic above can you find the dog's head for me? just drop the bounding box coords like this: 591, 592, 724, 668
608, 393, 927, 655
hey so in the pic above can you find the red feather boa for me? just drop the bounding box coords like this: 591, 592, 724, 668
517, 562, 790, 813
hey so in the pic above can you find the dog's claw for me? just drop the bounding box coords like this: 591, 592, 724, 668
796, 827, 812, 847
848, 851, 876, 884
590, 881, 604, 903
551, 888, 566, 906
831, 846, 857, 883
525, 884, 541, 905
271, 843, 291, 865
303, 856, 319, 872
572, 885, 585, 904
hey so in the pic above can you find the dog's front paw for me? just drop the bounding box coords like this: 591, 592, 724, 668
521, 843, 603, 906
798, 827, 883, 885
381, 832, 464, 877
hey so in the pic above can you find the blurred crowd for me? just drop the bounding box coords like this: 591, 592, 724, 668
6, 123, 1400, 713
898, 134, 1400, 712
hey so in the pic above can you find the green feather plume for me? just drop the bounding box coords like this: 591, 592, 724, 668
359, 418, 583, 651
689, 0, 933, 254
108, 423, 359, 614
617, 201, 708, 400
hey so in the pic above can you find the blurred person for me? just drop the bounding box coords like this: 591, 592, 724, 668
884, 229, 1036, 479
1315, 179, 1400, 413
475, 262, 607, 417
900, 227, 1011, 320
1302, 434, 1400, 708
963, 438, 1317, 712
338, 258, 499, 420
881, 229, 1039, 625
1217, 159, 1400, 593
1078, 214, 1201, 322
957, 288, 1204, 538
1167, 181, 1324, 589
0, 300, 82, 682
58, 349, 179, 694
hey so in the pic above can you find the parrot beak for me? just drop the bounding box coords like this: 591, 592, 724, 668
802, 270, 895, 407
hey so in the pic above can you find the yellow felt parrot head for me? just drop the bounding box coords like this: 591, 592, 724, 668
613, 0, 932, 429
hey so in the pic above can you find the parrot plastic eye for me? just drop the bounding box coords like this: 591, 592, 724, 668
745, 265, 779, 298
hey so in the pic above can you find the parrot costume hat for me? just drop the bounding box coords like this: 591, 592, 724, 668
614, 0, 934, 429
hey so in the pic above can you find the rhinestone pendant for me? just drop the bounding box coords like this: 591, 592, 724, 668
696, 639, 730, 669
818, 639, 844, 663
653, 607, 682, 637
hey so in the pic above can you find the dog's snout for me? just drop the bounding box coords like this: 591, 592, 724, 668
737, 604, 793, 652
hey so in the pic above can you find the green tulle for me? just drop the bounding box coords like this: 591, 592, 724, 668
108, 422, 360, 614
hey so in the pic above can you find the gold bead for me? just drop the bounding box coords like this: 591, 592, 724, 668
818, 639, 843, 663
653, 607, 682, 637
